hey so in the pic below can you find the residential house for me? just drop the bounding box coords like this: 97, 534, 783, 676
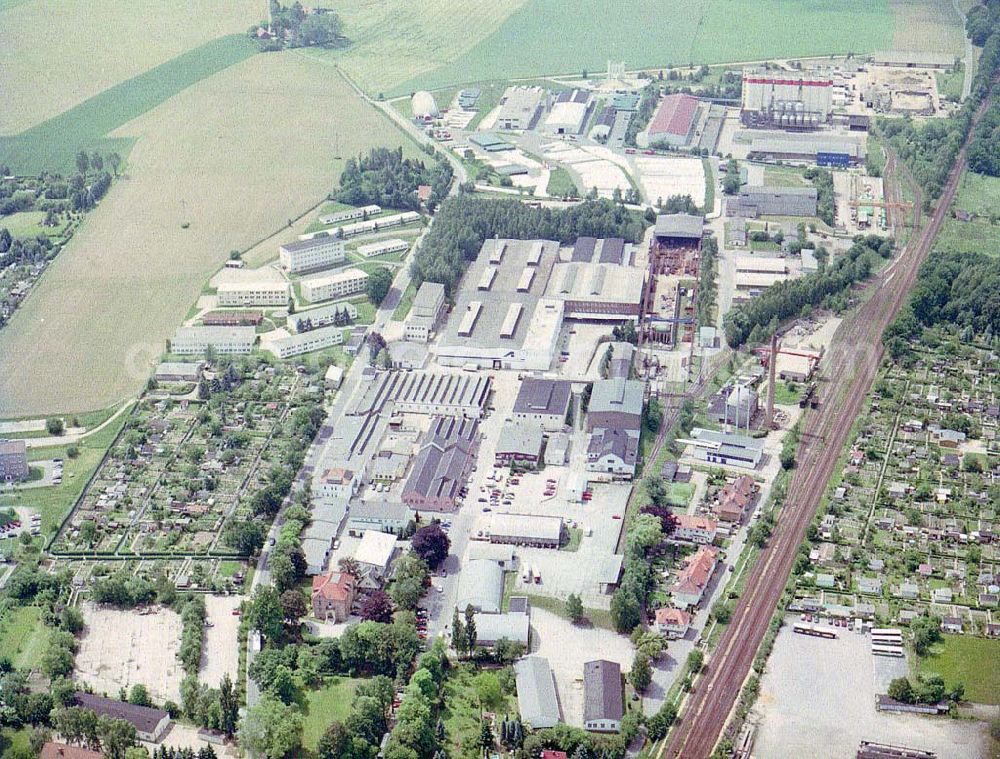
655, 607, 692, 639
941, 616, 963, 634
311, 571, 356, 622
670, 546, 719, 608
673, 515, 718, 545
40, 744, 102, 759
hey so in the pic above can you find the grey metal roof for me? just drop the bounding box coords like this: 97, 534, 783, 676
74, 693, 168, 734
280, 235, 340, 253
455, 559, 504, 613
741, 186, 817, 199
349, 500, 410, 522
515, 657, 561, 728
404, 416, 478, 501
496, 420, 544, 457
654, 213, 704, 239
587, 427, 639, 465
513, 378, 573, 417
588, 378, 644, 417
412, 281, 445, 313
583, 660, 624, 722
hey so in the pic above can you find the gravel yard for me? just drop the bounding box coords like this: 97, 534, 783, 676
752, 618, 988, 759
76, 602, 184, 704
199, 594, 242, 688
529, 607, 634, 727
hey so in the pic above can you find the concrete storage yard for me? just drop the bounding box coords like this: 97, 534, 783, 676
198, 594, 242, 688
752, 619, 988, 759
76, 603, 185, 704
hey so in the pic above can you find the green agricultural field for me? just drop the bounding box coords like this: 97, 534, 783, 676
917, 635, 1000, 704
0, 606, 52, 670
390, 0, 897, 96
887, 0, 966, 55
301, 677, 361, 750
0, 34, 258, 174
0, 52, 415, 416
0, 0, 259, 135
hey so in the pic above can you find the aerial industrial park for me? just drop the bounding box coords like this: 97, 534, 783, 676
1, 2, 999, 759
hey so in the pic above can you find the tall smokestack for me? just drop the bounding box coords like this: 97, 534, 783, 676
767, 331, 778, 428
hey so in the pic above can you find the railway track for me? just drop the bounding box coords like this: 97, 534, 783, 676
660, 88, 995, 759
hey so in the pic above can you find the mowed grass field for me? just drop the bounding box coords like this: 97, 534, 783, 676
936, 172, 1000, 258
917, 636, 1000, 704
382, 0, 897, 96
888, 0, 966, 55
0, 0, 260, 135
0, 34, 258, 174
0, 606, 51, 670
301, 677, 361, 750
0, 52, 416, 416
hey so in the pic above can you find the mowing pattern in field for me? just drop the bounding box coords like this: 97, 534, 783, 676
390, 0, 895, 95
0, 34, 258, 174
888, 0, 965, 55
0, 52, 414, 416
936, 172, 1000, 257
308, 0, 526, 95
0, 0, 260, 135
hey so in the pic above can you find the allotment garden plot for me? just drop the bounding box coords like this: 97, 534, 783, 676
52, 357, 304, 557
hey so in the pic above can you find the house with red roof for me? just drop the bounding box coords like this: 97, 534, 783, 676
311, 571, 356, 622
713, 475, 757, 523
670, 546, 719, 609
655, 607, 692, 639
674, 514, 718, 545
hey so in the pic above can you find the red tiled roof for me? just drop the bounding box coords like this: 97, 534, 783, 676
312, 571, 356, 602
672, 546, 718, 594
655, 607, 691, 627
41, 744, 102, 759
648, 93, 699, 137
676, 514, 717, 532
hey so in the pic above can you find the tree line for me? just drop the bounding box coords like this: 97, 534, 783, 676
724, 234, 894, 348
410, 195, 648, 296
251, 1, 346, 51
880, 8, 1000, 201
337, 146, 453, 212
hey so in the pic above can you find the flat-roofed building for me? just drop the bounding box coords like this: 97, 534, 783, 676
319, 204, 381, 225
513, 378, 572, 431
438, 239, 563, 371
301, 268, 368, 303
456, 559, 504, 613
587, 378, 644, 432
732, 186, 818, 218
583, 660, 624, 732
515, 656, 561, 728
872, 51, 957, 69
495, 420, 545, 466
170, 325, 255, 355
487, 512, 563, 548
745, 131, 864, 166
473, 609, 530, 647
735, 255, 790, 274
217, 281, 289, 307
405, 281, 446, 342
289, 301, 358, 333
259, 324, 343, 359
279, 236, 346, 273
546, 262, 645, 321
687, 428, 764, 469
354, 530, 399, 578
0, 439, 28, 482
356, 238, 409, 258
495, 86, 547, 130
346, 500, 410, 537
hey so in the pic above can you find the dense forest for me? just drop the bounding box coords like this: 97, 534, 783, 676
336, 147, 453, 212
888, 249, 1000, 342
880, 10, 1000, 201
410, 195, 647, 295
724, 235, 894, 348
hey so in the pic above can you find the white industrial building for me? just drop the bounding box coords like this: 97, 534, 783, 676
543, 89, 592, 135
259, 324, 344, 359
494, 86, 547, 131
279, 236, 346, 274
405, 281, 446, 343
356, 238, 410, 258
741, 67, 833, 128
438, 239, 564, 371
301, 211, 420, 240
486, 512, 563, 548
319, 204, 381, 225
301, 268, 368, 303
170, 325, 256, 355
216, 281, 289, 307
455, 559, 504, 613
